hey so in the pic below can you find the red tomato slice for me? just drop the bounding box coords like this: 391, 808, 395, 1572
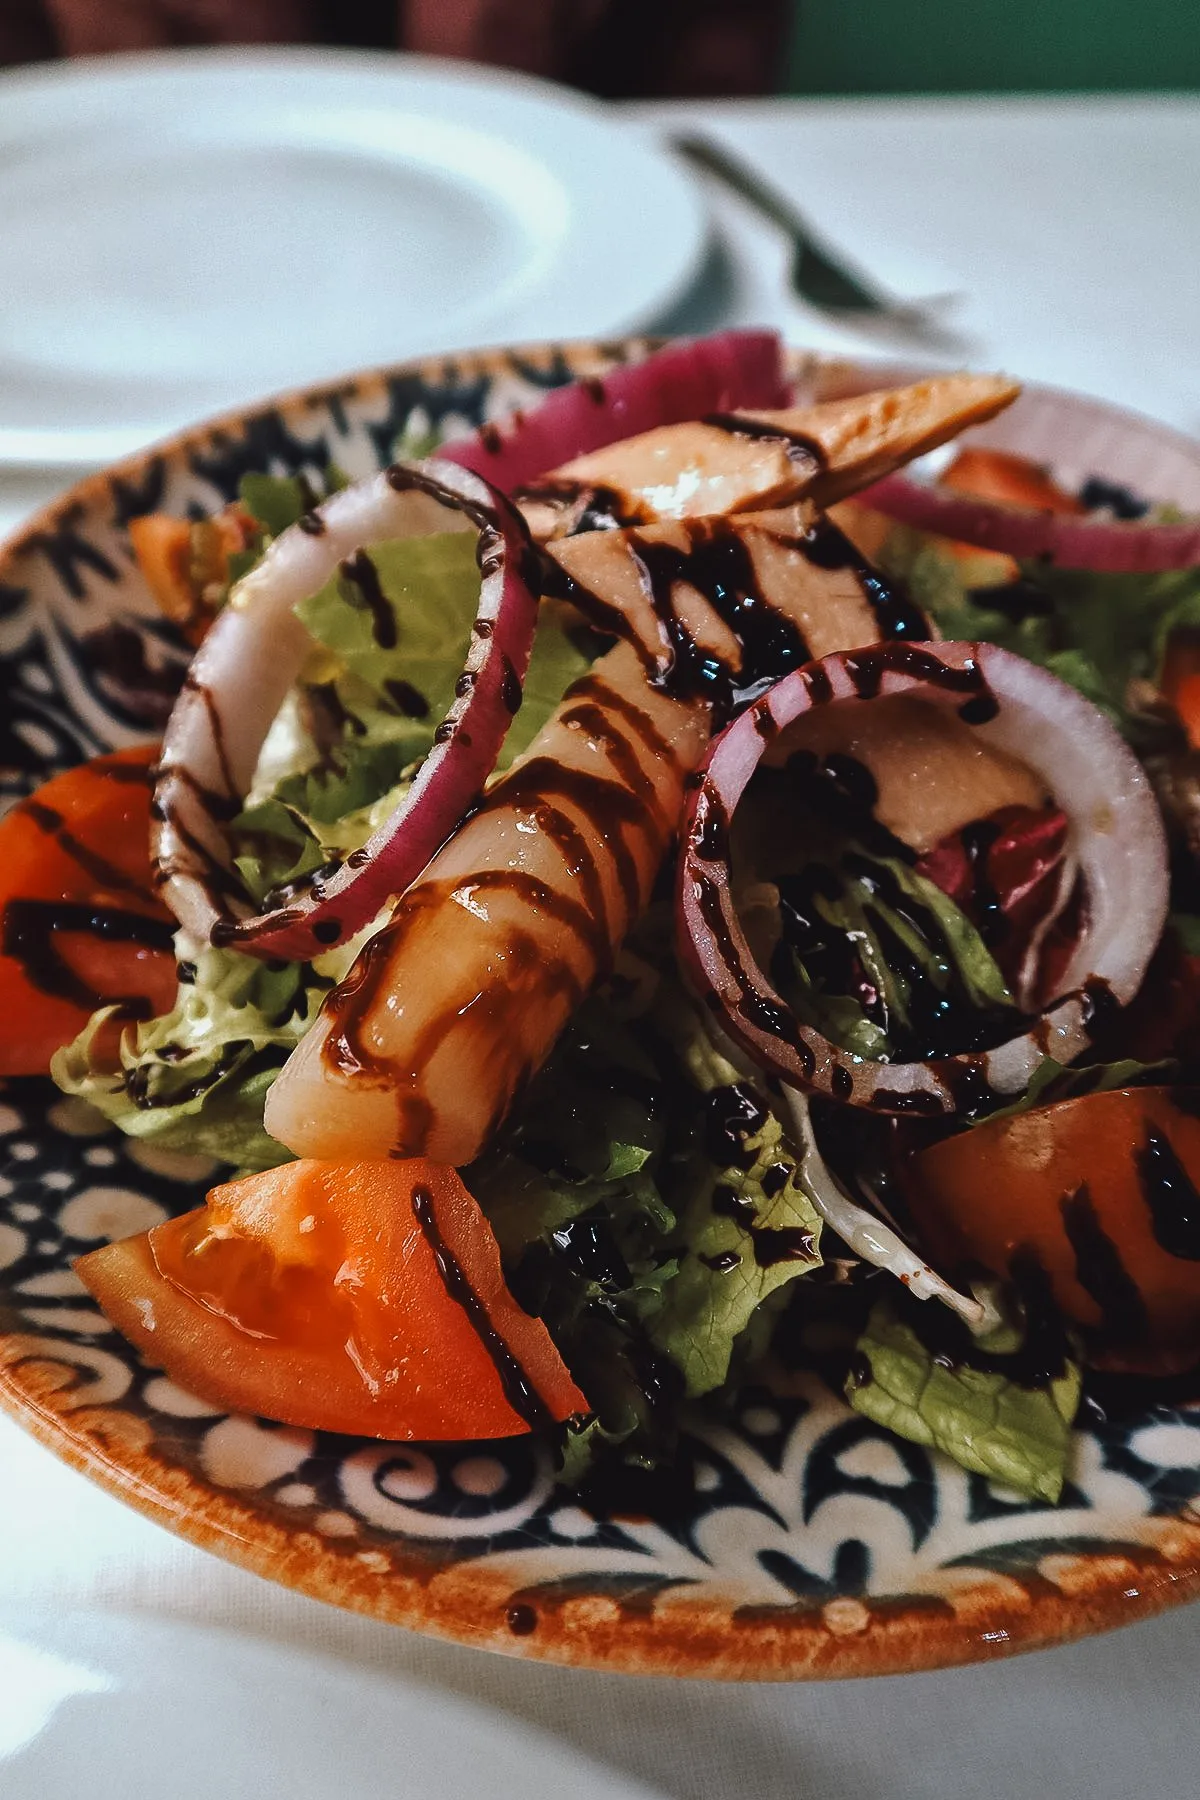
1160, 631, 1200, 750
941, 447, 1085, 515
0, 745, 178, 1075
128, 515, 195, 630
76, 1157, 589, 1441
129, 505, 257, 644
908, 1087, 1200, 1375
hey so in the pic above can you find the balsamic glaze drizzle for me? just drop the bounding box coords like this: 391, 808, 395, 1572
2, 899, 175, 1012
1061, 1182, 1149, 1342
340, 549, 396, 651
411, 1184, 553, 1430
1137, 1125, 1200, 1261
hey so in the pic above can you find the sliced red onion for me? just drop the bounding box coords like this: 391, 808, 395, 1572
152, 460, 540, 963
438, 330, 789, 492
866, 471, 1200, 572
782, 1088, 996, 1330
860, 381, 1200, 571
677, 641, 1169, 1116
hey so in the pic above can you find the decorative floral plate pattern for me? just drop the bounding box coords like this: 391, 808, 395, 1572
1, 341, 1199, 1680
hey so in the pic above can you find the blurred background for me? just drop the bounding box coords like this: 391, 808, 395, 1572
1, 0, 1197, 94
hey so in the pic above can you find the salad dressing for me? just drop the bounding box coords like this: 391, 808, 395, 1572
1136, 1127, 1200, 1260
496, 756, 650, 938
1060, 1181, 1150, 1344
752, 1227, 818, 1267
180, 670, 239, 800
384, 676, 431, 718
798, 517, 930, 642
2, 899, 174, 1013
543, 510, 931, 721
411, 1184, 555, 1431
21, 801, 150, 903
702, 410, 827, 476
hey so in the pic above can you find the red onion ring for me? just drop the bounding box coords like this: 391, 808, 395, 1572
152, 460, 541, 963
866, 472, 1200, 573
438, 330, 789, 491
677, 641, 1168, 1115
857, 379, 1200, 572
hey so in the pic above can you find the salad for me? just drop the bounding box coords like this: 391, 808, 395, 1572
7, 328, 1200, 1512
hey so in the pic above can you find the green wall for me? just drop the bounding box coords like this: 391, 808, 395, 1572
786, 0, 1200, 94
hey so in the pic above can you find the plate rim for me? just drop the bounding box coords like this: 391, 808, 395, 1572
0, 46, 709, 469
2, 337, 1200, 1680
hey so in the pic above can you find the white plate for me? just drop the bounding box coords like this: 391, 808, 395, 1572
0, 48, 707, 467
0, 1609, 664, 1800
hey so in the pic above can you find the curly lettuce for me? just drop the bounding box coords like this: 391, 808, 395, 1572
735, 757, 1022, 1063
847, 1296, 1082, 1503
51, 946, 342, 1171
232, 530, 591, 902
54, 500, 593, 1174
881, 524, 1200, 748
468, 912, 826, 1467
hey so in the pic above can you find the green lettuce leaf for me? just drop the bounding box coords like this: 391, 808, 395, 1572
791, 848, 1018, 1060
470, 913, 826, 1455
737, 759, 1021, 1062
50, 944, 357, 1172
239, 472, 313, 539
232, 739, 421, 906
296, 531, 481, 725
882, 525, 1200, 746
977, 1053, 1177, 1127
228, 532, 592, 900
297, 532, 591, 765
846, 1297, 1082, 1503
645, 1102, 822, 1397
225, 472, 325, 585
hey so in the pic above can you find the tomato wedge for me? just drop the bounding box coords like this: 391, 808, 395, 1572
76, 1158, 589, 1440
129, 504, 256, 643
0, 745, 178, 1075
941, 446, 1085, 516
908, 1088, 1200, 1375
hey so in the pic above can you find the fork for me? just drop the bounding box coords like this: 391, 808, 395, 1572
671, 130, 968, 352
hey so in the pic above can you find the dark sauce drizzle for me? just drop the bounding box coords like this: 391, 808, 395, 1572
1137, 1124, 1200, 1261
544, 507, 932, 727
629, 520, 811, 717
753, 1228, 818, 1268
2, 900, 175, 1012
384, 678, 430, 719
704, 1083, 767, 1165
340, 549, 396, 651
700, 1250, 743, 1274
182, 672, 239, 799
1061, 1182, 1149, 1343
22, 801, 149, 902
94, 759, 157, 788
797, 517, 930, 643
318, 668, 673, 1115
712, 1183, 759, 1227
702, 410, 827, 473
410, 1185, 552, 1431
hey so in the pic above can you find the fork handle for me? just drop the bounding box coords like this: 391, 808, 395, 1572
671, 130, 884, 314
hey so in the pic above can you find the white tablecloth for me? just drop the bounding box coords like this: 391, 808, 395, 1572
3, 91, 1200, 1800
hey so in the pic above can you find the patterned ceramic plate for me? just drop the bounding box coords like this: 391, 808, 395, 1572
2, 341, 1199, 1681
